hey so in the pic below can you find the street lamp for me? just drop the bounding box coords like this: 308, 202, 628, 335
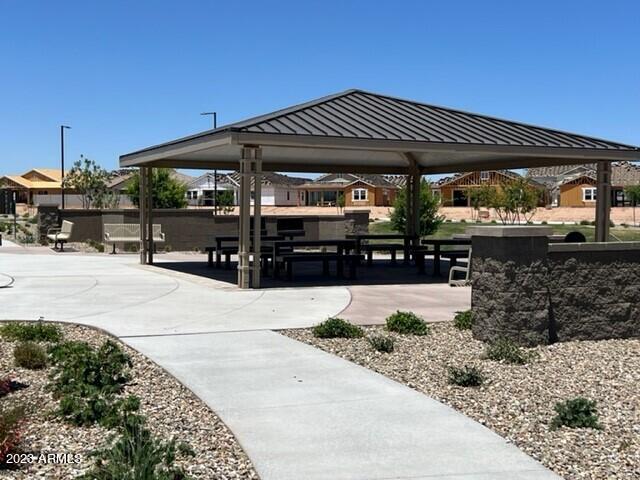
200, 112, 218, 214
60, 125, 71, 209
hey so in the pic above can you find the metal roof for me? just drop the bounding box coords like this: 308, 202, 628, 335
120, 89, 640, 174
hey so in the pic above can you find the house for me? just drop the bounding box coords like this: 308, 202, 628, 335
432, 170, 546, 207
527, 162, 640, 207
107, 168, 195, 208
0, 168, 84, 207
185, 172, 238, 206
295, 173, 399, 207
226, 171, 308, 206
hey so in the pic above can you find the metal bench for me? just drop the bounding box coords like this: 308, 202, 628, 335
361, 243, 405, 265
47, 220, 74, 251
277, 252, 364, 280
103, 224, 165, 254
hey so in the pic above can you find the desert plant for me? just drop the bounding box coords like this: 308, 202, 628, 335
448, 365, 484, 387
386, 311, 429, 335
367, 335, 395, 353
485, 337, 530, 364
579, 219, 591, 225
312, 318, 363, 339
14, 341, 47, 369
0, 322, 62, 343
453, 310, 473, 330
79, 412, 190, 480
551, 397, 602, 430
58, 391, 140, 428
0, 405, 25, 464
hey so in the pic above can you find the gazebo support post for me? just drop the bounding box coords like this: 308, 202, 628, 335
595, 161, 612, 242
139, 167, 147, 264
238, 146, 260, 289
252, 150, 263, 288
147, 167, 154, 264
411, 169, 421, 246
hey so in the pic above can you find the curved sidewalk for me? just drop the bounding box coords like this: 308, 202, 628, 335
0, 252, 558, 480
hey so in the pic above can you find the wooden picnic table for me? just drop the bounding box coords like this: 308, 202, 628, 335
420, 238, 471, 276
346, 233, 417, 264
272, 239, 357, 279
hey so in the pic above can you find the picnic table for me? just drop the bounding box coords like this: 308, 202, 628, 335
346, 233, 417, 265
206, 234, 284, 269
272, 239, 360, 280
419, 238, 471, 276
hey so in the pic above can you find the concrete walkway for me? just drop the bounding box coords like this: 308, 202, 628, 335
0, 252, 558, 480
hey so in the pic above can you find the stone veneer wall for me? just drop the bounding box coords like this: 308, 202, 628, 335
469, 226, 640, 346
37, 207, 369, 251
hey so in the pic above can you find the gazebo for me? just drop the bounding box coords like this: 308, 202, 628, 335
120, 89, 640, 288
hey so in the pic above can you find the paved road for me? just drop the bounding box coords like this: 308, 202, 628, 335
0, 252, 558, 480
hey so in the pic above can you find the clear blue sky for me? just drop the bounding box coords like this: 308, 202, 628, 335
1, 0, 638, 177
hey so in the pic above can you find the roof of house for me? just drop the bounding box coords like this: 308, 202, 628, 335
227, 171, 309, 187
527, 162, 640, 187
298, 173, 398, 189
434, 169, 523, 187
0, 168, 64, 189
383, 175, 408, 188
107, 169, 195, 189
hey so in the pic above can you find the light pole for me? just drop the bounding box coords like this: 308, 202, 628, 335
200, 112, 218, 214
60, 125, 71, 210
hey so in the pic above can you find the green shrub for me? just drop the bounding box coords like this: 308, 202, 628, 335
453, 310, 473, 330
386, 311, 429, 335
14, 341, 47, 369
48, 340, 136, 427
79, 412, 190, 480
367, 335, 394, 353
485, 337, 530, 364
86, 239, 105, 253
0, 322, 62, 342
579, 219, 591, 225
0, 377, 28, 398
551, 397, 602, 430
448, 365, 484, 387
540, 220, 547, 225
312, 318, 363, 338
0, 405, 25, 464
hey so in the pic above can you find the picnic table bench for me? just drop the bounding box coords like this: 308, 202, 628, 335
206, 234, 284, 269
346, 233, 417, 265
419, 238, 471, 276
272, 239, 361, 280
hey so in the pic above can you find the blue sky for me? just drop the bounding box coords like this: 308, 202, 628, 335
1, 0, 638, 178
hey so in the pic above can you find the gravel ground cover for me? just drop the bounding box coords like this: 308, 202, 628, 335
283, 323, 640, 480
0, 322, 258, 479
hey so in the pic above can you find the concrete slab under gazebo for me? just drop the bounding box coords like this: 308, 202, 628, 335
120, 89, 640, 289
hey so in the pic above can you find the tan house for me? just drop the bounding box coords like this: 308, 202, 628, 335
295, 173, 399, 207
528, 162, 640, 207
433, 170, 546, 207
0, 168, 71, 206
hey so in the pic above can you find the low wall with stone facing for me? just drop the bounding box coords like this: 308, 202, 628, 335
37, 206, 369, 251
469, 226, 640, 346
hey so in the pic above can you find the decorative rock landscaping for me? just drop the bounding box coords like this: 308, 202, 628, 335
284, 322, 640, 480
0, 322, 258, 479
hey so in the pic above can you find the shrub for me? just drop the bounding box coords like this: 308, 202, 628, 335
540, 220, 547, 225
453, 310, 473, 330
386, 311, 429, 335
448, 365, 484, 387
0, 377, 28, 398
79, 412, 189, 480
312, 318, 363, 339
48, 340, 136, 427
14, 342, 47, 369
551, 397, 602, 430
0, 405, 25, 464
368, 335, 395, 353
0, 322, 62, 342
86, 239, 105, 253
579, 219, 591, 226
485, 337, 530, 364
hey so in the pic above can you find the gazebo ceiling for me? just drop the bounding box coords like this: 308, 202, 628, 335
120, 89, 640, 174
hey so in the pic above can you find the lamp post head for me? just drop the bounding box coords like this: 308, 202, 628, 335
61, 125, 71, 130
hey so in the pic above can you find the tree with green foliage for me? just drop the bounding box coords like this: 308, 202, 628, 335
390, 180, 444, 236
469, 185, 498, 221
126, 169, 188, 209
624, 185, 640, 226
216, 189, 235, 214
468, 178, 540, 225
63, 156, 119, 209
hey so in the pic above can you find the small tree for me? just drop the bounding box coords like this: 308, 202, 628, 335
336, 192, 345, 213
469, 185, 498, 221
492, 178, 540, 224
63, 156, 116, 209
216, 189, 235, 214
391, 180, 444, 236
125, 169, 188, 209
624, 185, 640, 227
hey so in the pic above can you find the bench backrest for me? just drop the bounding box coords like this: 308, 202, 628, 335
104, 224, 163, 239
61, 220, 74, 234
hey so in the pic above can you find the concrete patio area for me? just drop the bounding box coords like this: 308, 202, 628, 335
0, 250, 559, 479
